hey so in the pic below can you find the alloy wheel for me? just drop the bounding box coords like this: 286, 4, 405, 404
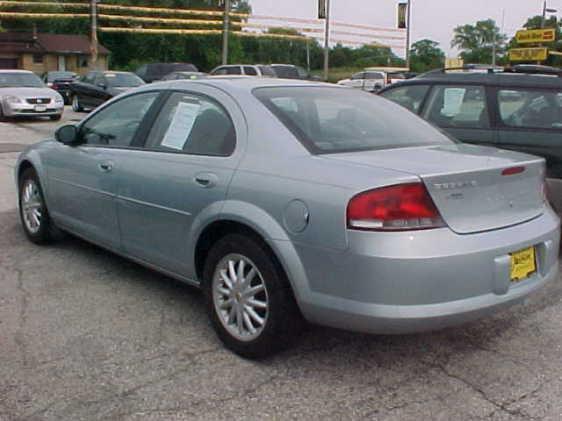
212, 253, 269, 342
21, 179, 43, 234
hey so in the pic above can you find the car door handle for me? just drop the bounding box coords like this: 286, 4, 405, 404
194, 173, 218, 188
98, 162, 113, 172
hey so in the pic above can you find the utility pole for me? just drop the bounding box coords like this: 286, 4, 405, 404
541, 0, 547, 28
323, 0, 330, 81
306, 38, 311, 73
405, 0, 412, 69
222, 0, 230, 65
90, 0, 98, 70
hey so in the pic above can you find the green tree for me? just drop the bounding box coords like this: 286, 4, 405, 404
451, 19, 507, 64
409, 39, 445, 72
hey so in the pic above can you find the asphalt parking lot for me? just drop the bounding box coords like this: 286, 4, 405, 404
2, 108, 562, 421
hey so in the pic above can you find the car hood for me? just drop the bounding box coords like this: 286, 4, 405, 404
0, 87, 59, 98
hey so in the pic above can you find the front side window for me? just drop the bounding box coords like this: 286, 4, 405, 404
351, 72, 363, 80
80, 92, 159, 147
423, 85, 490, 129
145, 92, 236, 156
498, 89, 562, 130
381, 84, 430, 113
244, 66, 258, 76
258, 66, 276, 77
255, 86, 454, 154
212, 67, 228, 75
225, 66, 242, 75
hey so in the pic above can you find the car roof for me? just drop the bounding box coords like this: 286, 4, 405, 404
383, 70, 562, 89
0, 69, 34, 74
143, 77, 331, 93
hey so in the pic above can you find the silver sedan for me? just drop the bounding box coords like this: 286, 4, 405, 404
0, 70, 64, 120
15, 78, 560, 357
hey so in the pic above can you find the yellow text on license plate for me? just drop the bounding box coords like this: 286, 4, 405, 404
510, 247, 536, 282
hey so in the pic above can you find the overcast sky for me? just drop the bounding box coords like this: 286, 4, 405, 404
250, 0, 562, 57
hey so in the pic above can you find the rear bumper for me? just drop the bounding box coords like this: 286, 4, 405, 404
292, 207, 560, 334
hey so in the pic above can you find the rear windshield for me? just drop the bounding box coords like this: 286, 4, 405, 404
0, 72, 44, 88
254, 86, 453, 154
105, 72, 145, 87
47, 71, 76, 82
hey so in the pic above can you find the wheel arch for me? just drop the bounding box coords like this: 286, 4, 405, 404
16, 151, 50, 207
190, 201, 312, 307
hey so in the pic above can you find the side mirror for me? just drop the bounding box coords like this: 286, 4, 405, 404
55, 124, 79, 145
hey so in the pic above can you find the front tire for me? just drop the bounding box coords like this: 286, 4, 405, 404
71, 95, 83, 112
18, 168, 59, 244
203, 234, 302, 358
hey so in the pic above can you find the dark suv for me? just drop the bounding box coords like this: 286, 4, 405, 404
380, 66, 562, 211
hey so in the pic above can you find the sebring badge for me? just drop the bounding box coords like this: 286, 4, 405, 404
433, 180, 478, 190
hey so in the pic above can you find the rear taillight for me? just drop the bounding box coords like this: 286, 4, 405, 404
347, 183, 445, 231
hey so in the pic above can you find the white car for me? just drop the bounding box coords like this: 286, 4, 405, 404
0, 70, 64, 121
337, 71, 386, 93
210, 64, 277, 77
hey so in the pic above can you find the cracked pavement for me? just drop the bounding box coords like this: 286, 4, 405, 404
2, 110, 562, 420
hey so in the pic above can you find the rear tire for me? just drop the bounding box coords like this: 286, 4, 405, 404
71, 95, 83, 112
203, 233, 302, 358
18, 168, 60, 244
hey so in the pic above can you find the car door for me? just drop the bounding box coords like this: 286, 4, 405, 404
420, 84, 497, 145
44, 91, 161, 249
494, 86, 562, 210
113, 87, 244, 278
91, 74, 112, 106
71, 72, 96, 106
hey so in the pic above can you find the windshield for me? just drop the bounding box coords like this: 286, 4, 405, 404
0, 72, 44, 88
47, 71, 76, 82
105, 72, 145, 87
254, 86, 454, 154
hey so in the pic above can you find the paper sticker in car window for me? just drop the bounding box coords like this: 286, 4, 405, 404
442, 88, 466, 117
161, 101, 201, 150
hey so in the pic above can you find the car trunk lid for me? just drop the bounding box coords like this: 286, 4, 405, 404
324, 143, 545, 234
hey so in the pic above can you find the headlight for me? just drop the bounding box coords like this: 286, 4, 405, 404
54, 97, 64, 105
5, 95, 22, 104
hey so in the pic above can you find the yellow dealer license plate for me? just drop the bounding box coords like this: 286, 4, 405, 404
510, 247, 536, 282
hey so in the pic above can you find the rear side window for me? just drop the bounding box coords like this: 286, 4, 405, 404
244, 66, 258, 76
145, 92, 236, 156
254, 86, 453, 154
498, 89, 562, 130
381, 85, 430, 113
423, 85, 490, 129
